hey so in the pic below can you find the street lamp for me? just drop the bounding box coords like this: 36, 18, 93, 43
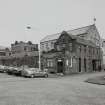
26, 26, 41, 70
26, 26, 31, 29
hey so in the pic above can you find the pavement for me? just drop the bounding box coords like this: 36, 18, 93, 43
0, 71, 105, 105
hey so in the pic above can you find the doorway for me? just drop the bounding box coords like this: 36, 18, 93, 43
79, 58, 81, 72
92, 60, 96, 71
84, 58, 86, 72
57, 59, 63, 73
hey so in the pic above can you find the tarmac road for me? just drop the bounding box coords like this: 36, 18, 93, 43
0, 72, 105, 105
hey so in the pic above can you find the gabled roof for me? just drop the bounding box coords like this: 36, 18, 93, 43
40, 24, 95, 43
56, 30, 97, 47
40, 33, 60, 43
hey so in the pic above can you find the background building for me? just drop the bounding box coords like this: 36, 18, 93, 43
11, 41, 38, 57
0, 41, 39, 68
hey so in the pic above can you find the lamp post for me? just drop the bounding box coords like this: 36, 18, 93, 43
26, 26, 41, 70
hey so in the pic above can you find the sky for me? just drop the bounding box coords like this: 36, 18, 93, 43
0, 0, 105, 47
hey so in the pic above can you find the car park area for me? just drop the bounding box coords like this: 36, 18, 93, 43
0, 71, 105, 105
0, 65, 48, 78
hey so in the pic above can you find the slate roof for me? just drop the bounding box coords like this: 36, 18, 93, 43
57, 31, 97, 47
40, 24, 94, 43
76, 36, 97, 47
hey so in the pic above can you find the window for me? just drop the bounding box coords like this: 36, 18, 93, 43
33, 47, 36, 51
93, 48, 94, 55
24, 46, 27, 51
9, 53, 11, 56
70, 57, 72, 67
56, 45, 60, 51
69, 43, 72, 51
97, 49, 99, 55
84, 46, 86, 53
46, 43, 49, 50
0, 52, 6, 56
62, 44, 66, 48
41, 44, 44, 51
12, 51, 15, 54
31, 47, 37, 51
89, 47, 92, 55
66, 58, 72, 67
47, 59, 53, 67
78, 46, 81, 52
51, 42, 54, 48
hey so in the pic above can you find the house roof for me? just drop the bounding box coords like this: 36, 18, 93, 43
56, 31, 97, 47
76, 36, 97, 47
40, 24, 95, 43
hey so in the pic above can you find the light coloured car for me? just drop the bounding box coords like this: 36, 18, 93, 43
34, 70, 48, 78
21, 67, 36, 78
21, 68, 48, 78
0, 65, 6, 73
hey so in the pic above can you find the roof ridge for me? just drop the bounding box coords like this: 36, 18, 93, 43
67, 24, 94, 32
40, 24, 95, 42
43, 24, 94, 37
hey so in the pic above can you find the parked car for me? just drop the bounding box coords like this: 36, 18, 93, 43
34, 69, 48, 78
0, 65, 6, 73
21, 68, 48, 78
6, 66, 15, 75
12, 67, 22, 76
21, 67, 36, 78
3, 66, 10, 73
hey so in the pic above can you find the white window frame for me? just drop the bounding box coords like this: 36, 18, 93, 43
70, 57, 73, 67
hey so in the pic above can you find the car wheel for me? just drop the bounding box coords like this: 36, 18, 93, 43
31, 75, 34, 78
45, 74, 48, 78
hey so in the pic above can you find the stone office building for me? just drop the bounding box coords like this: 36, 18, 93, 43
10, 41, 39, 67
0, 41, 39, 67
40, 24, 103, 74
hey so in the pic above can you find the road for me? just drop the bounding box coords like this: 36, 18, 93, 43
0, 72, 105, 105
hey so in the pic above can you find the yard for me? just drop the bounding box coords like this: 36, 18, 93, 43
0, 72, 105, 105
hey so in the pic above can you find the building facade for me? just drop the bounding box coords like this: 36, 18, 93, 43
102, 39, 105, 65
11, 41, 38, 57
40, 24, 102, 74
0, 46, 12, 65
0, 41, 39, 68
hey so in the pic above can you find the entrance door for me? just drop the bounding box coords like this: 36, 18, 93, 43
57, 60, 63, 73
92, 60, 96, 71
79, 58, 81, 72
84, 58, 86, 72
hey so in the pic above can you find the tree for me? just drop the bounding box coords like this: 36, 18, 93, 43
5, 48, 9, 51
28, 41, 32, 45
15, 41, 18, 45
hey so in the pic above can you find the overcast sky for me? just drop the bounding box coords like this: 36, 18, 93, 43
0, 0, 105, 46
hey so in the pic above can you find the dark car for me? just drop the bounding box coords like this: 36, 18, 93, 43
12, 67, 22, 76
6, 66, 14, 75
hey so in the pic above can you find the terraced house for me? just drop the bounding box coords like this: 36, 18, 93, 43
40, 24, 103, 74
